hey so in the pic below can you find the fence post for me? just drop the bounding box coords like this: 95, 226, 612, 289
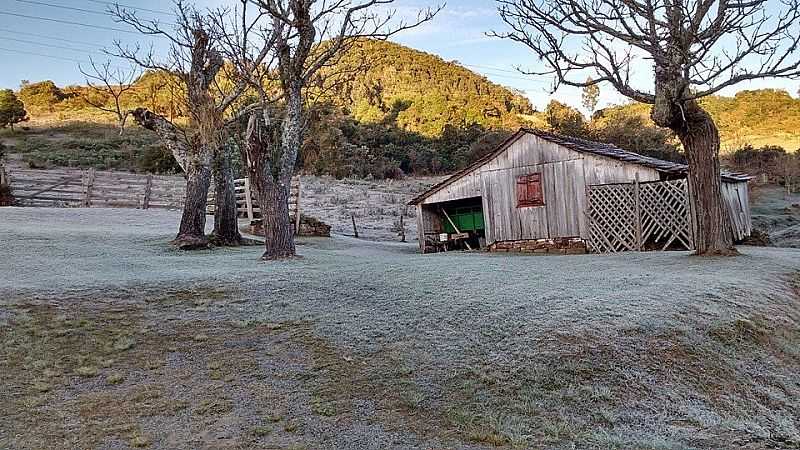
142, 174, 153, 209
351, 214, 359, 238
294, 178, 302, 233
244, 177, 254, 222
633, 175, 642, 251
82, 168, 95, 208
684, 179, 696, 250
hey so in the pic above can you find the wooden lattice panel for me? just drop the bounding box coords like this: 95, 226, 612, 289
586, 179, 694, 253
585, 183, 638, 253
639, 180, 693, 250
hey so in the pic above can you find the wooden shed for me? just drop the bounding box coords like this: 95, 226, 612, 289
409, 128, 752, 254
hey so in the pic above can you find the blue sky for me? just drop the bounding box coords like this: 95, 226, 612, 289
1, 0, 798, 112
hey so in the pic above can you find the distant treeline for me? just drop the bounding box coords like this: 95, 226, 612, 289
10, 39, 800, 179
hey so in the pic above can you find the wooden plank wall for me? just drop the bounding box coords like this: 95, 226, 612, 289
478, 136, 661, 243
418, 133, 668, 246
721, 181, 752, 241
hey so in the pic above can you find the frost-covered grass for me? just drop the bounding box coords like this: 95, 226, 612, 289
751, 184, 800, 248
1, 208, 800, 449
299, 175, 443, 241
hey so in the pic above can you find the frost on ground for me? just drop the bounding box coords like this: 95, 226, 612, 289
298, 175, 443, 241
751, 185, 800, 248
1, 208, 800, 449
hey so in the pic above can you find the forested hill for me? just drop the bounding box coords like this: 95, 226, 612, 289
322, 39, 535, 137
8, 39, 799, 178
603, 89, 800, 152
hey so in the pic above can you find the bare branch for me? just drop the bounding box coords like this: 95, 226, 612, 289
493, 0, 800, 104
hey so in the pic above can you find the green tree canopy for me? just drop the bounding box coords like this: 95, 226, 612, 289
545, 100, 585, 136
19, 80, 66, 114
581, 78, 600, 114
0, 89, 28, 130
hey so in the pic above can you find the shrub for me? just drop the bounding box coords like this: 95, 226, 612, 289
136, 145, 182, 174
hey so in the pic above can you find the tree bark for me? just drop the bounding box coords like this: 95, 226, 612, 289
131, 108, 189, 171
649, 58, 736, 256
673, 102, 736, 255
210, 144, 243, 246
244, 113, 297, 260
175, 162, 212, 249
131, 108, 213, 249
252, 175, 295, 260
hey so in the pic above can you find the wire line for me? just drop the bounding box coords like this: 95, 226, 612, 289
14, 0, 111, 16
0, 11, 143, 34
82, 0, 172, 16
0, 46, 82, 62
0, 27, 101, 47
1, 36, 103, 54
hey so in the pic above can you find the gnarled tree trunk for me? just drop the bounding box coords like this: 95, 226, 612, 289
177, 161, 212, 249
244, 113, 296, 260
131, 108, 211, 249
673, 102, 735, 255
651, 87, 736, 255
211, 144, 243, 246
252, 176, 295, 260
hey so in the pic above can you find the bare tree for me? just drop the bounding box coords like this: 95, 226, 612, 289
79, 58, 139, 135
225, 0, 441, 260
110, 1, 259, 249
494, 0, 800, 255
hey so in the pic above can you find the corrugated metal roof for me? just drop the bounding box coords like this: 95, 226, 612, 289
409, 128, 751, 205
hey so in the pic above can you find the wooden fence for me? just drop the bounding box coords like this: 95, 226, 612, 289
586, 179, 694, 253
8, 167, 185, 209
7, 165, 301, 223
207, 177, 302, 225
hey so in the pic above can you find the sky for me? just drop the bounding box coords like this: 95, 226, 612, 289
1, 0, 798, 112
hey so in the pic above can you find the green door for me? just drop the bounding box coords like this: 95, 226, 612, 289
443, 205, 485, 233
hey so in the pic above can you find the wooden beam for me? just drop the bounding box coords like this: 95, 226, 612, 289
351, 214, 359, 238
142, 174, 153, 209
244, 177, 254, 222
441, 208, 473, 251
82, 168, 96, 207
294, 178, 302, 233
416, 204, 426, 253
15, 175, 81, 200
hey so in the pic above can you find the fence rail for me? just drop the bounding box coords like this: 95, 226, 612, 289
8, 166, 184, 209
6, 164, 300, 222
206, 177, 301, 223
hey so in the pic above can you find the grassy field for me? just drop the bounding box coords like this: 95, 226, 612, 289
750, 185, 800, 248
1, 208, 799, 449
0, 120, 177, 173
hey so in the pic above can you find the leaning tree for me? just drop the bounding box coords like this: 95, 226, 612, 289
221, 0, 441, 260
110, 1, 267, 248
495, 0, 800, 255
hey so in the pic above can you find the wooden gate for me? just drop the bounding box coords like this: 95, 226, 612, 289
586, 179, 693, 253
206, 178, 301, 230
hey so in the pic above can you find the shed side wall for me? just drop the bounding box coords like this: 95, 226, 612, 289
721, 181, 752, 241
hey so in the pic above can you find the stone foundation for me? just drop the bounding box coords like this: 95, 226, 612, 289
489, 238, 587, 254
247, 215, 332, 238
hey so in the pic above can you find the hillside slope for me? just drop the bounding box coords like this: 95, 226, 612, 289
322, 39, 534, 137
605, 90, 800, 152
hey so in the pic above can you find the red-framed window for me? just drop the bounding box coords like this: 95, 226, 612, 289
517, 173, 544, 207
